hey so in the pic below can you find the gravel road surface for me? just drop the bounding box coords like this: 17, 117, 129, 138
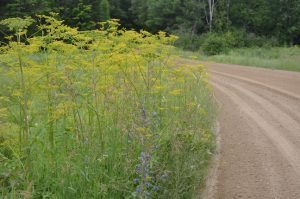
205, 62, 300, 199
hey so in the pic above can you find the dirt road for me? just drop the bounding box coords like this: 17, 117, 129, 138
202, 62, 300, 199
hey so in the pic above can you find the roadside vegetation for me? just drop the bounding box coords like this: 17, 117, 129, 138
0, 16, 216, 198
177, 47, 300, 72
1, 0, 300, 49
209, 47, 300, 72
1, 0, 300, 198
175, 28, 300, 72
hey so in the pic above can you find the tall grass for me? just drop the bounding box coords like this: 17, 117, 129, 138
0, 16, 216, 198
178, 47, 300, 72
211, 47, 300, 72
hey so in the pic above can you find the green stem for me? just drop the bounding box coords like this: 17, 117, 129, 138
47, 74, 54, 148
17, 34, 30, 142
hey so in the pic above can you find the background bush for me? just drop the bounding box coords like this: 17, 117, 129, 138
173, 30, 203, 51
201, 32, 231, 55
200, 29, 279, 55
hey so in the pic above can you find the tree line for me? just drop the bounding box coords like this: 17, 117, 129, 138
1, 0, 300, 46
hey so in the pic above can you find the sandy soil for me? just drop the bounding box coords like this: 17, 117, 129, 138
199, 61, 300, 199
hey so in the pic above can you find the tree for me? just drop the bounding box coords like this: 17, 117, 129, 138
213, 0, 231, 31
204, 0, 215, 32
0, 0, 300, 47
145, 0, 181, 32
131, 0, 149, 29
99, 0, 110, 21
1, 0, 50, 18
177, 0, 206, 34
275, 0, 300, 44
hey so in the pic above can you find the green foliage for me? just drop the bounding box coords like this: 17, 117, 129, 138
174, 30, 203, 51
1, 0, 50, 17
213, 0, 231, 32
201, 32, 232, 55
229, 0, 300, 44
130, 0, 149, 29
145, 0, 181, 32
210, 47, 300, 72
99, 0, 110, 21
178, 0, 206, 32
0, 17, 34, 33
1, 0, 300, 48
245, 33, 279, 48
179, 46, 300, 72
69, 0, 96, 30
0, 16, 216, 198
200, 30, 279, 55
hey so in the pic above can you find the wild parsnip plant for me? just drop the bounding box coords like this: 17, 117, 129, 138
0, 15, 215, 198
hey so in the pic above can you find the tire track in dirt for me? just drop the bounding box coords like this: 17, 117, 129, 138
195, 60, 300, 199
212, 76, 300, 144
212, 81, 300, 173
210, 70, 300, 101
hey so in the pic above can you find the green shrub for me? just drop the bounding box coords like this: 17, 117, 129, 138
174, 30, 202, 51
200, 29, 279, 55
244, 32, 279, 47
201, 32, 230, 55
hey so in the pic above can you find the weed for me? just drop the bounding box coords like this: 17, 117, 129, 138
0, 16, 215, 198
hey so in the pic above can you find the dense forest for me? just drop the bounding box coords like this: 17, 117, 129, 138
1, 0, 300, 49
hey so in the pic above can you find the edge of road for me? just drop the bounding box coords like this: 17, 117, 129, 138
199, 120, 221, 199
